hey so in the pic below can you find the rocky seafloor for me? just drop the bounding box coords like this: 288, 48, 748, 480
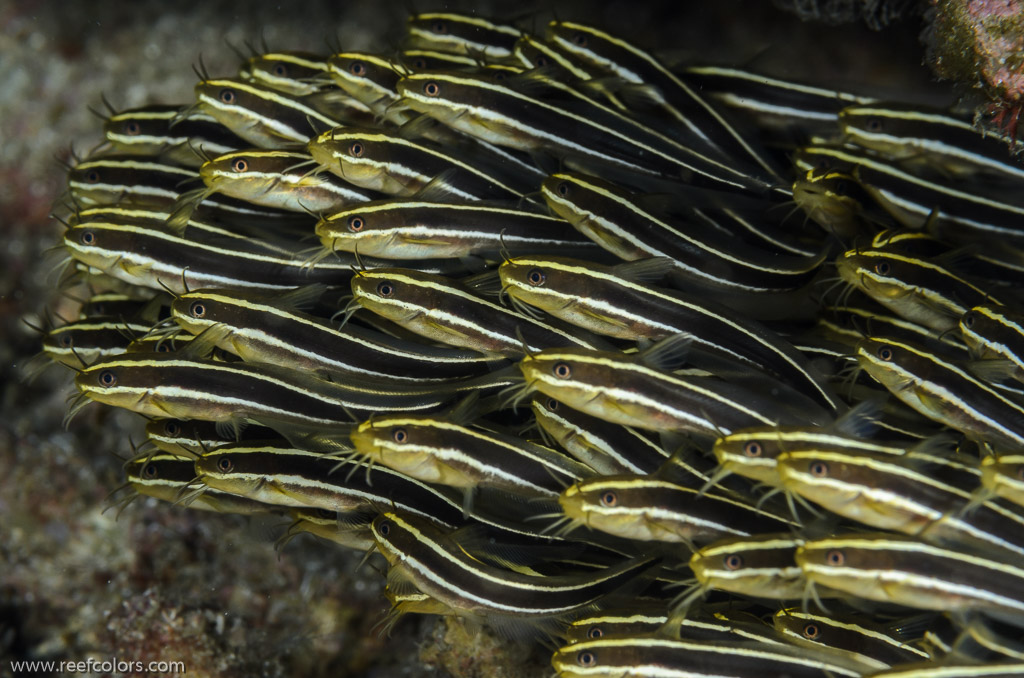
0, 1, 990, 676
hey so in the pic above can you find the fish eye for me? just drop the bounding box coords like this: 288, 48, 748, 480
392, 428, 408, 443
423, 81, 441, 97
348, 215, 365, 232
378, 520, 392, 537
556, 181, 570, 197
85, 170, 100, 183
218, 88, 236, 105
217, 456, 233, 472
413, 58, 428, 70
98, 370, 117, 387
743, 441, 762, 457
962, 311, 976, 328
79, 230, 96, 245
231, 158, 248, 173
273, 63, 288, 77
189, 301, 206, 318
58, 333, 73, 348
316, 508, 336, 519
535, 55, 549, 68
349, 141, 365, 157
576, 651, 596, 667
803, 623, 821, 639
125, 121, 141, 135
571, 33, 588, 47
553, 362, 572, 379
165, 421, 182, 436
527, 269, 546, 286
156, 343, 171, 353
810, 461, 829, 478
877, 345, 894, 361
866, 117, 883, 132
142, 463, 158, 479
377, 281, 395, 297
545, 397, 559, 411
431, 19, 448, 34
874, 261, 891, 275
825, 549, 845, 566
724, 554, 743, 570
586, 626, 603, 639
349, 61, 366, 77
599, 491, 617, 507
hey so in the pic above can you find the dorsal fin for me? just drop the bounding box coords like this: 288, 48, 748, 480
395, 112, 441, 140
166, 186, 213, 235
176, 324, 230, 359
461, 270, 502, 297
411, 168, 465, 202
446, 392, 481, 426
273, 284, 329, 312
653, 444, 706, 486
829, 399, 882, 438
637, 334, 692, 372
134, 292, 172, 324
967, 358, 1019, 384
611, 257, 675, 284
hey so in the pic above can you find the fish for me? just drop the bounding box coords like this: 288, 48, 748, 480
562, 603, 789, 646
797, 533, 1024, 615
959, 304, 1024, 384
772, 608, 932, 670
683, 64, 875, 142
193, 442, 466, 527
531, 395, 671, 475
100, 104, 247, 166
349, 267, 611, 357
73, 346, 459, 446
979, 453, 1024, 511
797, 144, 1024, 247
545, 21, 784, 182
556, 474, 796, 544
856, 335, 1024, 450
277, 507, 376, 551
395, 70, 768, 190
185, 148, 373, 215
143, 418, 280, 457
839, 102, 1024, 181
403, 12, 521, 59
539, 173, 823, 296
370, 509, 658, 623
776, 444, 1024, 560
194, 76, 371, 148
307, 126, 529, 200
518, 336, 831, 438
316, 199, 594, 260
498, 254, 840, 411
42, 316, 153, 368
349, 400, 592, 504
124, 452, 279, 515
169, 286, 501, 382
836, 248, 996, 333
63, 216, 463, 295
550, 635, 864, 678
242, 51, 331, 96
792, 168, 879, 239
687, 533, 808, 602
